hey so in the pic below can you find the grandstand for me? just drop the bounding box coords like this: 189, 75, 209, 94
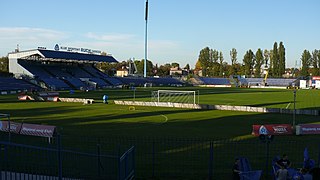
191, 77, 231, 87
117, 76, 184, 87
5, 47, 185, 91
244, 78, 296, 87
189, 76, 298, 88
0, 77, 41, 94
8, 48, 118, 90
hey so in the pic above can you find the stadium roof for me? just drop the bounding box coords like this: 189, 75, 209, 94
38, 49, 118, 63
9, 49, 118, 63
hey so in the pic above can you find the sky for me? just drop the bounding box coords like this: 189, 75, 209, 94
0, 0, 319, 68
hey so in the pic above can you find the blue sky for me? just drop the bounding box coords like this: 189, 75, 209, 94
0, 0, 319, 68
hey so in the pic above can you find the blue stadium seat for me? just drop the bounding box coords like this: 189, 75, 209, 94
198, 77, 231, 85
0, 77, 41, 91
41, 78, 70, 90
238, 157, 262, 180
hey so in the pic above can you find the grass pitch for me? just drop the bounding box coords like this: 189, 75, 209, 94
1, 87, 319, 139
1, 87, 320, 179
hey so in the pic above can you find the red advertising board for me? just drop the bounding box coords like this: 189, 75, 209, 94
312, 76, 320, 80
0, 121, 22, 134
20, 123, 56, 137
252, 124, 293, 136
298, 124, 320, 135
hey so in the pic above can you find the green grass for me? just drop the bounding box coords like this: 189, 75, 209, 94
1, 87, 320, 138
1, 87, 320, 179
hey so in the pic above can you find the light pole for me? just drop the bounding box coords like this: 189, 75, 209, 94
293, 89, 296, 128
144, 0, 148, 78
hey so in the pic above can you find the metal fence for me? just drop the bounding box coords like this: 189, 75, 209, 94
1, 132, 320, 180
0, 134, 135, 180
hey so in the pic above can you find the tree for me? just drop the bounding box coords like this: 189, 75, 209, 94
230, 48, 237, 75
219, 51, 224, 77
272, 42, 279, 77
311, 50, 319, 76
243, 50, 255, 76
278, 42, 286, 77
195, 60, 202, 70
198, 47, 211, 76
212, 49, 219, 76
136, 59, 154, 76
255, 48, 263, 77
207, 49, 214, 76
300, 50, 311, 77
157, 63, 171, 76
171, 62, 180, 68
269, 50, 274, 76
0, 57, 9, 72
184, 64, 190, 70
318, 50, 320, 75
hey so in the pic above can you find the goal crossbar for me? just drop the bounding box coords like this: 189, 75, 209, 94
152, 90, 196, 105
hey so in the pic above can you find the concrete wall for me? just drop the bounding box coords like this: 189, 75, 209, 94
113, 100, 319, 116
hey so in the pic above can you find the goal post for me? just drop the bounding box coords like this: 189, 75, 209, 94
151, 90, 197, 105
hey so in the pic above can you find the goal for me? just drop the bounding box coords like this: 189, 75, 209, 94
151, 90, 197, 105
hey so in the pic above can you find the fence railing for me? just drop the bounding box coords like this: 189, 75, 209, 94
0, 135, 135, 180
1, 132, 319, 180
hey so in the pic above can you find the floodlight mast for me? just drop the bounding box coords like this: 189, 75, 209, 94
144, 0, 148, 78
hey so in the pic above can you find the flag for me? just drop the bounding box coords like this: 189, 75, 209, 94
145, 0, 148, 21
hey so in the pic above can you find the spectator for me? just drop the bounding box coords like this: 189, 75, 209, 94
232, 158, 241, 180
276, 154, 292, 169
303, 158, 315, 171
301, 168, 312, 180
292, 168, 304, 180
276, 166, 289, 180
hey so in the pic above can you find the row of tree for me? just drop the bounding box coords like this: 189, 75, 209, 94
1, 45, 320, 78
96, 59, 189, 77
196, 42, 287, 78
301, 49, 320, 76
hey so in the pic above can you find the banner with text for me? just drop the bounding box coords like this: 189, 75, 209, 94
0, 121, 22, 134
252, 124, 293, 136
297, 124, 320, 135
0, 121, 56, 138
20, 123, 56, 137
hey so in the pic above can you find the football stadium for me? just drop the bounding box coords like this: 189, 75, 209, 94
0, 45, 320, 180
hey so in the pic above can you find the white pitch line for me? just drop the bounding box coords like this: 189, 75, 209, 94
286, 102, 291, 109
160, 114, 168, 123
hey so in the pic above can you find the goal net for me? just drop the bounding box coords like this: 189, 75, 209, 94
151, 90, 196, 105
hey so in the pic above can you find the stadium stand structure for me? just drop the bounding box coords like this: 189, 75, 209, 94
192, 77, 231, 87
189, 76, 297, 88
7, 48, 185, 91
8, 48, 118, 90
0, 77, 41, 93
244, 78, 296, 87
116, 76, 184, 87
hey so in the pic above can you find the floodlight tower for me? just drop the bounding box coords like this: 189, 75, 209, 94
144, 0, 148, 78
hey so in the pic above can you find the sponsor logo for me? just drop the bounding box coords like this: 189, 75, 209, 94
259, 125, 268, 135
54, 44, 60, 51
272, 126, 288, 133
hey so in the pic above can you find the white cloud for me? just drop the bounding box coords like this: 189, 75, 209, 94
0, 27, 67, 41
0, 27, 190, 66
0, 27, 68, 55
86, 32, 136, 42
